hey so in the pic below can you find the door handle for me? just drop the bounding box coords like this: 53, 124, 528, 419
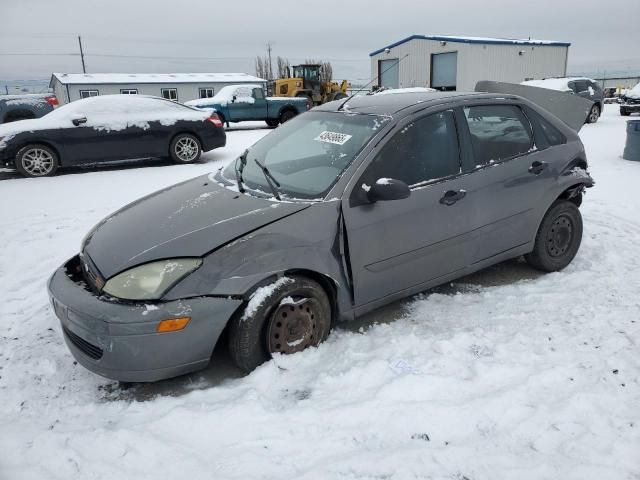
439, 189, 467, 206
528, 161, 547, 175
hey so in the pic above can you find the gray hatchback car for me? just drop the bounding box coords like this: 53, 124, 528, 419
48, 91, 594, 382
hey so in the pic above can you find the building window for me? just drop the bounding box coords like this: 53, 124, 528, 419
120, 89, 138, 94
79, 90, 99, 99
161, 88, 178, 101
199, 88, 215, 98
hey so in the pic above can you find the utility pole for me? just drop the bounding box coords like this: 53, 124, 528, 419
78, 35, 86, 73
266, 42, 273, 81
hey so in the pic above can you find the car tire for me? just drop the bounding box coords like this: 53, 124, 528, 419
586, 104, 600, 123
265, 118, 279, 128
169, 133, 202, 163
279, 109, 296, 124
15, 144, 59, 177
525, 200, 583, 272
228, 275, 332, 373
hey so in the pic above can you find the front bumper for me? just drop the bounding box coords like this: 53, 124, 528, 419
621, 102, 640, 113
47, 256, 242, 382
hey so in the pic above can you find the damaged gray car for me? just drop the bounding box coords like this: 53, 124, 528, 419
48, 90, 594, 382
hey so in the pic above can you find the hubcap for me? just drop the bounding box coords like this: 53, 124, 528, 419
22, 148, 54, 176
175, 137, 199, 161
267, 297, 322, 354
546, 215, 573, 257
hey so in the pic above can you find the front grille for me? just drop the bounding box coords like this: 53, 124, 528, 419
63, 326, 103, 360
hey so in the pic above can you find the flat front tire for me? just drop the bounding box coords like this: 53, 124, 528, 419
15, 144, 59, 177
170, 133, 201, 163
228, 276, 332, 373
525, 200, 583, 272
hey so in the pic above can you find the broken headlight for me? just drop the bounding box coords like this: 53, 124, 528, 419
102, 258, 202, 301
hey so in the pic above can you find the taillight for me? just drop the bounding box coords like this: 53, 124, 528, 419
45, 95, 59, 107
207, 114, 223, 128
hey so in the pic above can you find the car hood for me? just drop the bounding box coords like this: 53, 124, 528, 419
83, 175, 310, 279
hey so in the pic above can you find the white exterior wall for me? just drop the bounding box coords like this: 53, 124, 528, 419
51, 80, 266, 104
370, 38, 569, 92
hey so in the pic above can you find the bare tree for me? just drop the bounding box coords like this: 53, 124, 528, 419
255, 56, 266, 79
276, 56, 290, 79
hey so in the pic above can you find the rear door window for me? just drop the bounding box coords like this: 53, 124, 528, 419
463, 105, 533, 166
364, 110, 460, 188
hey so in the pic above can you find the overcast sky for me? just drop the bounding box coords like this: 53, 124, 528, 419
1, 0, 638, 83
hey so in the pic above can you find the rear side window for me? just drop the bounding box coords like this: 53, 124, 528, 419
527, 108, 566, 146
463, 105, 533, 166
365, 110, 460, 187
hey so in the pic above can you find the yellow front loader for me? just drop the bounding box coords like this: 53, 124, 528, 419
273, 64, 349, 105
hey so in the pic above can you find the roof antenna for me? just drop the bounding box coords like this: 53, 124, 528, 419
338, 53, 410, 111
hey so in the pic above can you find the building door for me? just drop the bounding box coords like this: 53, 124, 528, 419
379, 59, 399, 89
431, 52, 457, 91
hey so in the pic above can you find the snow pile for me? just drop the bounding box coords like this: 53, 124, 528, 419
521, 77, 595, 93
625, 82, 640, 99
0, 95, 210, 135
0, 107, 639, 479
241, 277, 293, 321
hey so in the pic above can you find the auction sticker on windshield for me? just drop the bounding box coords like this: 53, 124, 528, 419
314, 131, 352, 145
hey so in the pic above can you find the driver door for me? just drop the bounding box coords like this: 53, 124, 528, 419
343, 110, 476, 308
227, 86, 255, 122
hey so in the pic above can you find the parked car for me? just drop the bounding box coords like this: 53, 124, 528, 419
619, 82, 640, 116
0, 95, 225, 177
48, 91, 593, 382
185, 84, 309, 128
0, 93, 59, 123
521, 77, 604, 123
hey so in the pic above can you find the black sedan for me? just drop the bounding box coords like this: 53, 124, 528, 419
0, 95, 225, 177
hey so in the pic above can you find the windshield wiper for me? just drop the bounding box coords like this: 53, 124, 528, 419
234, 149, 248, 193
254, 158, 281, 200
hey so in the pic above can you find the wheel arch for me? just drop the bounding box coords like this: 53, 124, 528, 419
169, 130, 203, 153
278, 105, 298, 119
14, 140, 63, 166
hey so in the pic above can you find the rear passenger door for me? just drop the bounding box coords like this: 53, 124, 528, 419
456, 103, 557, 264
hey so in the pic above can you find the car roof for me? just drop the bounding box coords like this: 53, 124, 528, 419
315, 91, 508, 116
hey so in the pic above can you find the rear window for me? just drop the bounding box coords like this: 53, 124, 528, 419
463, 105, 533, 166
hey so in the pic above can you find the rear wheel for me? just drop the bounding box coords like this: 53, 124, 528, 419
525, 200, 583, 272
228, 276, 332, 372
279, 109, 296, 123
586, 104, 600, 123
15, 144, 59, 177
265, 118, 279, 128
169, 133, 201, 163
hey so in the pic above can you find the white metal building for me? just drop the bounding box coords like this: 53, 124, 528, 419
49, 73, 267, 104
370, 35, 570, 92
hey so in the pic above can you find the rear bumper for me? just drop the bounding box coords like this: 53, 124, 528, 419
47, 256, 242, 382
201, 129, 226, 152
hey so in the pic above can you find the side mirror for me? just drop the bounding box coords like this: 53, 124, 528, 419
232, 95, 237, 103
366, 178, 411, 203
71, 114, 87, 126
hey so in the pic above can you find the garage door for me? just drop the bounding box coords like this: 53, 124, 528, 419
379, 59, 399, 89
431, 52, 457, 91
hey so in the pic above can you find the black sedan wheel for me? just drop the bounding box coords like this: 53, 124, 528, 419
15, 144, 59, 177
170, 133, 201, 163
228, 276, 332, 372
526, 200, 583, 272
586, 104, 600, 124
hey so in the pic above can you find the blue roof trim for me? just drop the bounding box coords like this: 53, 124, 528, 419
369, 35, 571, 56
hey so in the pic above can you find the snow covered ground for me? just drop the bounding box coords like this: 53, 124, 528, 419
0, 107, 638, 479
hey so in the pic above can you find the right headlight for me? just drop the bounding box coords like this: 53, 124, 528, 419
102, 258, 202, 301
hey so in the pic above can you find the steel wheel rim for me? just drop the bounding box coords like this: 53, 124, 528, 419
22, 148, 54, 176
267, 297, 324, 354
546, 214, 573, 257
175, 137, 199, 162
